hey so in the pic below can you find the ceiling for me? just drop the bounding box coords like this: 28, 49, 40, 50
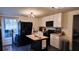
0, 7, 79, 17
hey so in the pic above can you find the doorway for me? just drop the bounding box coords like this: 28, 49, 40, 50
2, 17, 19, 50
72, 15, 79, 50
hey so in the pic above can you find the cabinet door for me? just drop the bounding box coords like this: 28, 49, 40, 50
42, 40, 46, 49
50, 34, 60, 49
50, 35, 56, 47
54, 36, 60, 49
50, 34, 53, 46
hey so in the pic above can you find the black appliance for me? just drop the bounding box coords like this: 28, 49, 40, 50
43, 30, 55, 46
20, 22, 32, 35
43, 21, 54, 46
0, 29, 2, 51
15, 22, 33, 46
46, 21, 53, 27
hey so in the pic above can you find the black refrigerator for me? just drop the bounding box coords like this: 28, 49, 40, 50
20, 22, 32, 35
15, 21, 33, 46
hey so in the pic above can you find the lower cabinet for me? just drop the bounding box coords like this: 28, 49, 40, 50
31, 40, 41, 50
50, 34, 69, 51
50, 34, 60, 49
31, 40, 47, 51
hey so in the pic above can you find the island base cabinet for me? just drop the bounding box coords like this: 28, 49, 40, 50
31, 40, 47, 51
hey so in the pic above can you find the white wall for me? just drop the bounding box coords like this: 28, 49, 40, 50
39, 13, 62, 27
62, 9, 79, 50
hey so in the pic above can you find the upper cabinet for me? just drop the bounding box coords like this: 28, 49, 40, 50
53, 13, 62, 27
41, 13, 62, 27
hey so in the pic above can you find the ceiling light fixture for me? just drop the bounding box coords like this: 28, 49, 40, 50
27, 12, 35, 17
27, 12, 35, 20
